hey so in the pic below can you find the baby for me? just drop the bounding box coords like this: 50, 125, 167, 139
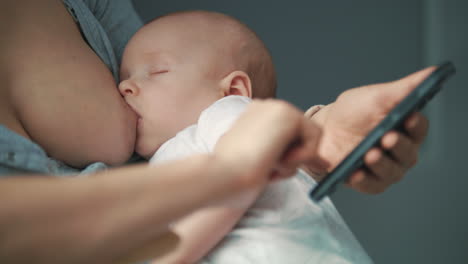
119, 10, 373, 264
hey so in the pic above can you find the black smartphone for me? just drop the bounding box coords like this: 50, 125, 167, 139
309, 61, 456, 202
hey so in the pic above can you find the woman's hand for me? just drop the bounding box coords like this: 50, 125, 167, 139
214, 99, 322, 193
307, 67, 434, 194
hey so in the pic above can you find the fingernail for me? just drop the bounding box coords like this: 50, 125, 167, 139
353, 173, 365, 184
408, 116, 418, 129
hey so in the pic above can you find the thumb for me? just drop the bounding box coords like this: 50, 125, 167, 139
371, 66, 436, 111
390, 66, 437, 100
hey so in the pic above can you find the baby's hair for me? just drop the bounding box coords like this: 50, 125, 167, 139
148, 10, 277, 98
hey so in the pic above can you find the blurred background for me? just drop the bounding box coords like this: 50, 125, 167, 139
133, 0, 467, 263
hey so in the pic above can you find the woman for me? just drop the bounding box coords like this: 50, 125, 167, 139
0, 0, 430, 263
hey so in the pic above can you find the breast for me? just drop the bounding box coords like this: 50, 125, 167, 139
0, 0, 137, 168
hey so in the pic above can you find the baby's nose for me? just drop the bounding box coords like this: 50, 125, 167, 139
118, 79, 139, 96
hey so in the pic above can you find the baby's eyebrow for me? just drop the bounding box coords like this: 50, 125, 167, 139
143, 51, 175, 66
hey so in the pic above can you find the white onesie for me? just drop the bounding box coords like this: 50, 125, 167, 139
150, 96, 373, 264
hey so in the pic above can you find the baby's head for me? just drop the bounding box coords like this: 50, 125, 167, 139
119, 10, 276, 158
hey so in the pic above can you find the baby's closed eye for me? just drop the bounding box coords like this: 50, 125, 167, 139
151, 69, 169, 75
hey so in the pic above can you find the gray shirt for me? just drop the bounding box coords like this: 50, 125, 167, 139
0, 0, 143, 176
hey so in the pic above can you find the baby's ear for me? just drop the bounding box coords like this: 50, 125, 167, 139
219, 70, 252, 98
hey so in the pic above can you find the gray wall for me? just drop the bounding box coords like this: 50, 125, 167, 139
133, 0, 468, 263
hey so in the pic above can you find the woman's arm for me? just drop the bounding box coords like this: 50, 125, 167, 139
0, 155, 230, 264
0, 100, 320, 264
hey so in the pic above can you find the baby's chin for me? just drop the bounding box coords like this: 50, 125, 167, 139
135, 140, 162, 160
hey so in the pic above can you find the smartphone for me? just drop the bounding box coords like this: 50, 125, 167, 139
309, 61, 456, 202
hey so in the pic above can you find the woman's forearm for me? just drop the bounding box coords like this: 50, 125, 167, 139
0, 154, 234, 264
0, 99, 321, 263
